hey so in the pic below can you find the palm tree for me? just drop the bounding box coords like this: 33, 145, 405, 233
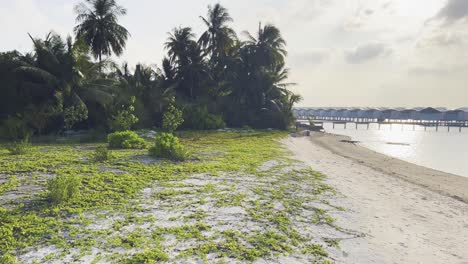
15, 32, 115, 131
199, 3, 237, 63
223, 23, 296, 127
74, 0, 129, 71
244, 23, 287, 68
165, 27, 196, 67
266, 90, 302, 129
0, 51, 36, 120
165, 27, 209, 99
110, 62, 174, 127
199, 4, 237, 101
161, 57, 177, 88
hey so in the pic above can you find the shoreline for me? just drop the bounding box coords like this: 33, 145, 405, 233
309, 132, 468, 204
283, 134, 468, 263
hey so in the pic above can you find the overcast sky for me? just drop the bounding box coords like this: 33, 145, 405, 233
1, 0, 467, 108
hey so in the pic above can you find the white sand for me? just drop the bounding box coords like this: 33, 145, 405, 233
283, 134, 468, 264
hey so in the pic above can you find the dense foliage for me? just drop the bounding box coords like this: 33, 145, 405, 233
0, 1, 301, 139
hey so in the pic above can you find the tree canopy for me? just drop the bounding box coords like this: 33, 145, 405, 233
74, 0, 130, 67
0, 1, 301, 139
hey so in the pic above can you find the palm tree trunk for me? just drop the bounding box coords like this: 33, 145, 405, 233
98, 53, 102, 74
190, 71, 194, 99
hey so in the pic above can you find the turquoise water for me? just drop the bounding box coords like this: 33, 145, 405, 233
322, 123, 468, 177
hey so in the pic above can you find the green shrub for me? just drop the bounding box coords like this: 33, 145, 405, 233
6, 138, 31, 155
149, 133, 188, 161
110, 96, 139, 131
63, 101, 88, 130
183, 105, 225, 130
47, 174, 81, 204
162, 97, 184, 133
92, 146, 112, 162
107, 131, 146, 149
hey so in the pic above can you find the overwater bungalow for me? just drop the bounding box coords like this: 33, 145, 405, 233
417, 107, 444, 121
293, 107, 468, 124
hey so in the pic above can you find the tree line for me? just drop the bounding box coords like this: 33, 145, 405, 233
0, 0, 302, 139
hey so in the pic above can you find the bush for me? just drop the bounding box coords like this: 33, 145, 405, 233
63, 101, 88, 130
6, 138, 31, 155
47, 174, 81, 204
110, 96, 139, 131
149, 133, 188, 161
162, 97, 184, 133
92, 146, 112, 162
107, 131, 146, 149
183, 105, 225, 130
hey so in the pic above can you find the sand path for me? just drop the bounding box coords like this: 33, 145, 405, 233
283, 134, 468, 264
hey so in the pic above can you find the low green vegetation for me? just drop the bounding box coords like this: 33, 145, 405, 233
92, 145, 112, 162
5, 138, 31, 155
123, 248, 169, 263
182, 105, 226, 130
148, 133, 188, 161
110, 96, 140, 132
0, 176, 19, 195
107, 131, 146, 149
0, 131, 344, 263
47, 174, 82, 204
162, 98, 184, 133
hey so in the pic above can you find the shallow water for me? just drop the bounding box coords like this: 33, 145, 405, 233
322, 123, 468, 177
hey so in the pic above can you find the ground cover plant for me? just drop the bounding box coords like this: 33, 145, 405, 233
0, 131, 353, 263
5, 138, 32, 155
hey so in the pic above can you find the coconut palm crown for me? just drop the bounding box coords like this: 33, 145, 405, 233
74, 0, 130, 68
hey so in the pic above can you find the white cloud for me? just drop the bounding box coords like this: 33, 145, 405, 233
345, 42, 390, 64
290, 50, 332, 67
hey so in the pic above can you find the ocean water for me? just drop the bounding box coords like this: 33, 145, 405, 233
322, 123, 468, 178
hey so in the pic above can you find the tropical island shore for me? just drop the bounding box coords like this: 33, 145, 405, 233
284, 133, 468, 263
306, 132, 468, 203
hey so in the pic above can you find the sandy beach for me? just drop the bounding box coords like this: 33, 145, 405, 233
283, 133, 468, 264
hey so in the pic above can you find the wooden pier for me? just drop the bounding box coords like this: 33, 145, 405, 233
294, 107, 468, 132
299, 119, 468, 132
